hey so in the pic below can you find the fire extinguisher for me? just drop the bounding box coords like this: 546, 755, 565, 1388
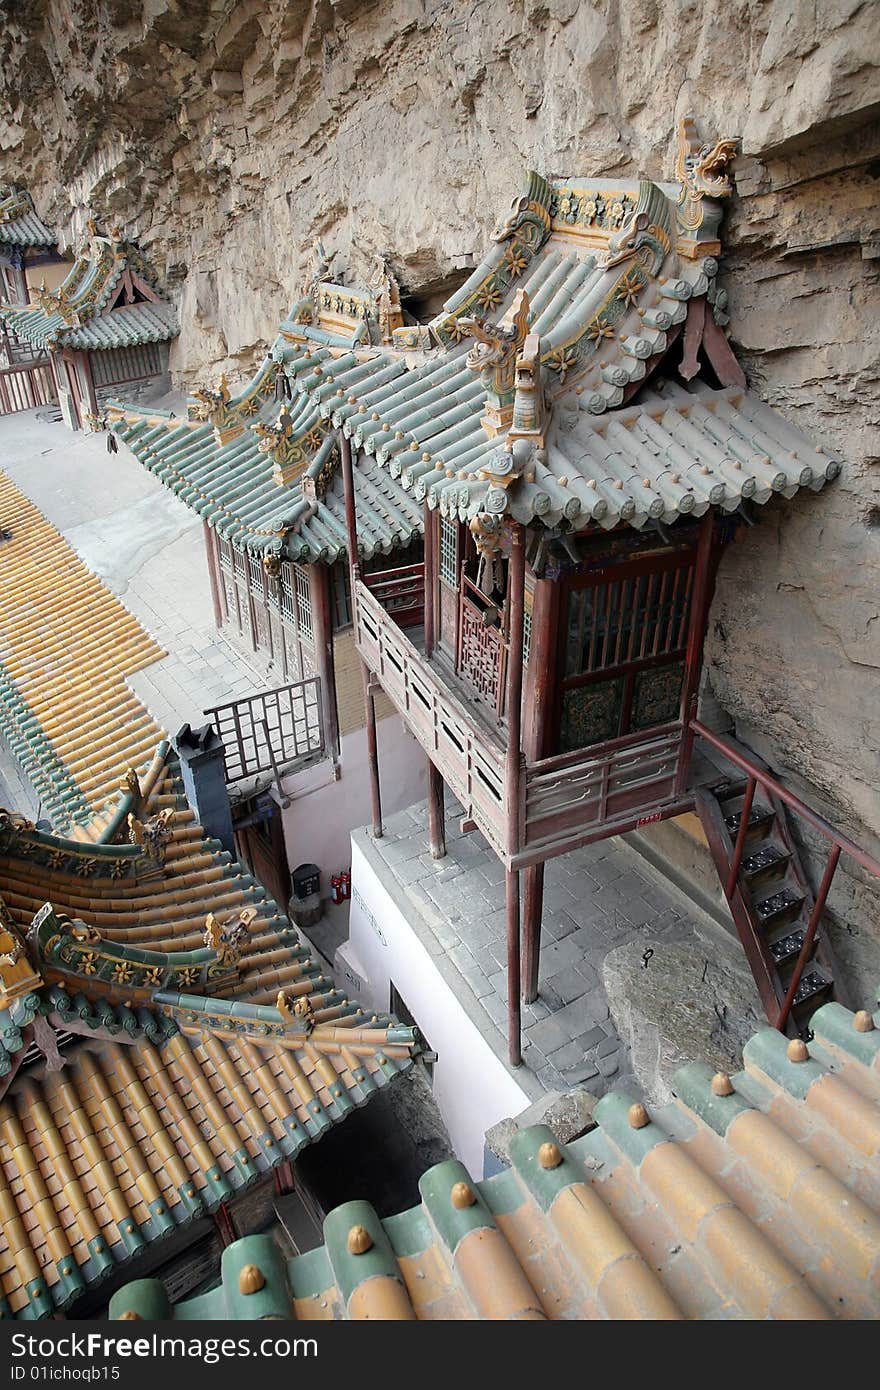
340, 869, 351, 901
330, 873, 344, 906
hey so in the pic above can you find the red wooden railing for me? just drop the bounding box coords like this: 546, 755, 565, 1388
690, 718, 880, 1030
0, 358, 57, 415
363, 561, 424, 628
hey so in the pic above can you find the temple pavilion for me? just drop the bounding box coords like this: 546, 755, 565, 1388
103, 119, 877, 1082
0, 220, 178, 429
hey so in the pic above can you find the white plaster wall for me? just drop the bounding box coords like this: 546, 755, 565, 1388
277, 712, 426, 885
341, 837, 531, 1176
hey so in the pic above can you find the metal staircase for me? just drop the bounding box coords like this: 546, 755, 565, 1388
690, 719, 880, 1038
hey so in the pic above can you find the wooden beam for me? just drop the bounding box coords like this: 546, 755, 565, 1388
427, 759, 446, 859
522, 574, 560, 761
506, 867, 522, 1067
362, 663, 383, 837
504, 524, 527, 1066
203, 521, 224, 629
505, 523, 526, 858
309, 561, 340, 760
521, 861, 544, 1004
339, 430, 361, 581
679, 296, 706, 381
675, 513, 721, 795
423, 501, 436, 658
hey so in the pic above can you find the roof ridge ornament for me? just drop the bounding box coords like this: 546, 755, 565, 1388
189, 372, 245, 445
462, 287, 532, 437
491, 169, 553, 251
674, 116, 739, 258
604, 179, 672, 274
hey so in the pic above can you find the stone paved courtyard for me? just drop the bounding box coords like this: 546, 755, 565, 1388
365, 795, 716, 1099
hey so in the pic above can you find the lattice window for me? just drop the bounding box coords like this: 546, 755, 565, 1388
279, 562, 296, 623
217, 536, 233, 572
523, 578, 534, 663
294, 564, 313, 642
332, 560, 352, 629
247, 551, 265, 599
565, 563, 693, 678
439, 517, 459, 586
232, 544, 247, 581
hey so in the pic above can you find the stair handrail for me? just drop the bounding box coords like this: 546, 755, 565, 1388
690, 718, 880, 1031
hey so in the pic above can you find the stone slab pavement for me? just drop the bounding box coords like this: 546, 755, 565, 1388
365, 795, 722, 1101
0, 402, 262, 739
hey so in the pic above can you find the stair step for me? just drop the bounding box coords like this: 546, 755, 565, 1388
724, 805, 775, 837
767, 926, 807, 966
790, 968, 833, 1010
754, 886, 804, 926
741, 843, 791, 879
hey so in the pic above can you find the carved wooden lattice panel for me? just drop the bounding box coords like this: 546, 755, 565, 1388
458, 597, 503, 711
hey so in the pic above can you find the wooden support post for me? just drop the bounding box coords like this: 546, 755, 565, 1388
506, 867, 522, 1067
521, 861, 544, 1004
423, 501, 436, 658
675, 512, 718, 795
427, 758, 446, 859
203, 521, 224, 630
340, 430, 360, 582
505, 524, 526, 854
522, 575, 560, 761
79, 350, 99, 425
309, 561, 340, 759
362, 667, 382, 837
504, 523, 527, 1064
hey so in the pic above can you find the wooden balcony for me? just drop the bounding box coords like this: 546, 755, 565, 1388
355, 578, 691, 867
355, 578, 507, 857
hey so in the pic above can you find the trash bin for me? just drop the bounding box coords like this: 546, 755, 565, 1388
288, 862, 322, 929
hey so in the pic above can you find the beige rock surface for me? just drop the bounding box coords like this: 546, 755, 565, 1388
1, 0, 878, 985
602, 935, 765, 1105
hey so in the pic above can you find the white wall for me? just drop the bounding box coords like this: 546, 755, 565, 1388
277, 712, 426, 885
339, 836, 531, 1176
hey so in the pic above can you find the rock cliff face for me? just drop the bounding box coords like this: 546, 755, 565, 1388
2, 0, 878, 983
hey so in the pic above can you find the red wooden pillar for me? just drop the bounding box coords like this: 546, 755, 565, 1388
423, 502, 436, 658
363, 666, 383, 838
341, 428, 382, 834
521, 862, 545, 1004
519, 574, 559, 1002
309, 560, 340, 759
427, 759, 446, 859
204, 521, 224, 629
78, 350, 99, 425
675, 513, 720, 795
504, 524, 526, 1066
214, 1202, 237, 1248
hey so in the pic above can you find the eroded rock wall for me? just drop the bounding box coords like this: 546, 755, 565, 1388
2, 0, 878, 984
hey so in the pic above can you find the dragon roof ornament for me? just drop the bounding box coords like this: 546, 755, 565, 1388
674, 116, 739, 257
491, 169, 554, 252
462, 288, 532, 437
604, 179, 673, 274
189, 372, 245, 445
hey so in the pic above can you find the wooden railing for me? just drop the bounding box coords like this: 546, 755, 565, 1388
204, 677, 325, 802
691, 719, 880, 1030
363, 561, 424, 629
356, 578, 695, 865
523, 723, 683, 861
0, 359, 57, 416
355, 579, 507, 855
